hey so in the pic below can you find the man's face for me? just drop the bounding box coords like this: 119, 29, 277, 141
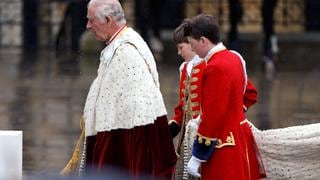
86, 6, 110, 42
187, 37, 207, 58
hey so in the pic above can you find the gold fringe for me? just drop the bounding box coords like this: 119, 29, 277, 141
59, 117, 85, 176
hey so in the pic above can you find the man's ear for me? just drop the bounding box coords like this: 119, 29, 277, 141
200, 36, 206, 44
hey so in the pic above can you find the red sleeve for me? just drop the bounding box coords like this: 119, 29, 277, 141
170, 100, 183, 126
198, 66, 231, 139
170, 63, 188, 126
243, 78, 258, 111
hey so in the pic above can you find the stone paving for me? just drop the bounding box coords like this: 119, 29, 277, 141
0, 42, 319, 178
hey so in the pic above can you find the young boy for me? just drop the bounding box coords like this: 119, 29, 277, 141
169, 21, 206, 180
169, 19, 264, 180
184, 14, 265, 180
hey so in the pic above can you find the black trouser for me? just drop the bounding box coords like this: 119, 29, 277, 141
134, 0, 164, 43
262, 0, 278, 58
228, 0, 243, 48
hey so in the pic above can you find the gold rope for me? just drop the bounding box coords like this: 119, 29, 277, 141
59, 117, 85, 176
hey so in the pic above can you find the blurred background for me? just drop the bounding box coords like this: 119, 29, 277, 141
0, 0, 320, 177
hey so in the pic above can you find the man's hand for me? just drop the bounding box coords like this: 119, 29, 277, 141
187, 156, 201, 178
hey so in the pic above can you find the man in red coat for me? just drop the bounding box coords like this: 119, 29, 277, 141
184, 14, 265, 179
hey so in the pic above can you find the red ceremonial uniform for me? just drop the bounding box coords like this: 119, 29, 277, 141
243, 79, 258, 111
197, 48, 255, 180
170, 60, 206, 127
169, 58, 206, 179
241, 79, 267, 179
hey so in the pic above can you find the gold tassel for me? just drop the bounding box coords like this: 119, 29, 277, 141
59, 117, 85, 176
205, 139, 211, 146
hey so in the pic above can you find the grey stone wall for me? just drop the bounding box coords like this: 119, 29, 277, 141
0, 0, 22, 46
186, 0, 305, 33
0, 0, 307, 47
0, 0, 65, 48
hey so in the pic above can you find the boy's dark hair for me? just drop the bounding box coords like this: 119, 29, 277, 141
184, 14, 221, 44
173, 19, 191, 45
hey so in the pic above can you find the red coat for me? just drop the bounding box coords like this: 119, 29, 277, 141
241, 79, 267, 179
197, 49, 254, 180
243, 79, 258, 111
170, 60, 206, 127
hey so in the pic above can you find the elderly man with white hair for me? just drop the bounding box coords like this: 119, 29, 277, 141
80, 0, 177, 178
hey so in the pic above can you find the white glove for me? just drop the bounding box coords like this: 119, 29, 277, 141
187, 156, 202, 178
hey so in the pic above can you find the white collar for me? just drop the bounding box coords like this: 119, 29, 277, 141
186, 55, 202, 76
204, 42, 226, 62
190, 55, 201, 65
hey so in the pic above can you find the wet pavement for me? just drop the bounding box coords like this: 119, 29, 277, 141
0, 34, 320, 178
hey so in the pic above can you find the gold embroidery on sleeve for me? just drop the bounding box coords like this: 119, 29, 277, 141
197, 133, 217, 146
215, 132, 235, 148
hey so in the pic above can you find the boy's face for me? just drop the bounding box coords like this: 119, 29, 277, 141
187, 36, 207, 58
176, 42, 195, 62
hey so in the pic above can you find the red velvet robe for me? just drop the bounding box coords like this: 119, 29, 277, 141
85, 116, 177, 179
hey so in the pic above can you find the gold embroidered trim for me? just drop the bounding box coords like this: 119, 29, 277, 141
190, 102, 200, 107
197, 133, 217, 146
183, 105, 189, 111
192, 68, 200, 74
215, 132, 235, 148
190, 85, 198, 90
183, 80, 188, 87
190, 93, 198, 99
191, 77, 199, 82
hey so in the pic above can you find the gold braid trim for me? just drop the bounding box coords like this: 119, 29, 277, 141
197, 133, 217, 146
197, 132, 236, 148
190, 77, 199, 82
215, 132, 235, 148
59, 117, 85, 176
192, 68, 200, 74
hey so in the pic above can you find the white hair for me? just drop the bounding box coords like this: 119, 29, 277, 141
89, 0, 126, 25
